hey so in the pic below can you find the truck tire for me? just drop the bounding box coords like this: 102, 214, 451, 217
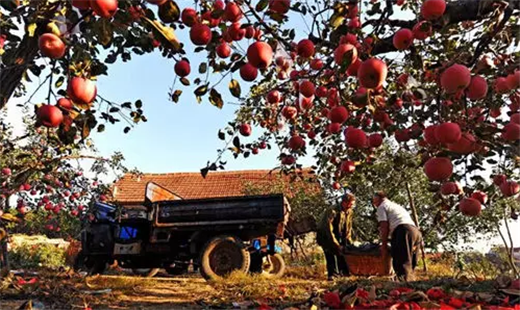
132, 268, 160, 277
0, 239, 9, 278
89, 261, 107, 275
199, 236, 250, 280
262, 253, 285, 278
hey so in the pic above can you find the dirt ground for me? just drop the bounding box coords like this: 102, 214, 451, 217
0, 257, 512, 309
0, 267, 332, 309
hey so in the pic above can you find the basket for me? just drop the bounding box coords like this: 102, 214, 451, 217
344, 253, 392, 276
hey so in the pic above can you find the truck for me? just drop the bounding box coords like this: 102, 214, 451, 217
76, 182, 290, 280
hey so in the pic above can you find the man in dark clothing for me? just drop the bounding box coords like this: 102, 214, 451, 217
372, 191, 422, 281
316, 193, 355, 280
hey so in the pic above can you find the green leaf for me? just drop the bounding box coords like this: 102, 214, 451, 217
121, 102, 132, 109
109, 107, 120, 113
27, 23, 37, 37
218, 130, 225, 140
209, 88, 224, 109
123, 126, 131, 134
199, 62, 207, 74
135, 99, 143, 108
256, 0, 269, 12
54, 76, 64, 88
229, 79, 241, 98
171, 90, 182, 103
329, 15, 344, 29
194, 84, 209, 97
158, 0, 180, 23
201, 167, 209, 178
180, 77, 190, 86
97, 124, 105, 132
233, 136, 241, 148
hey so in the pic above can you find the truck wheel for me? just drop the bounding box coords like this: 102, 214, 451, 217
132, 268, 160, 277
200, 236, 250, 280
89, 261, 107, 275
262, 253, 285, 278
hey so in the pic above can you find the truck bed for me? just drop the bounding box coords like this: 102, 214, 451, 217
154, 194, 285, 228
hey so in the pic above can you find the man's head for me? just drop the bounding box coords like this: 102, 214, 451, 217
372, 191, 387, 208
341, 193, 356, 211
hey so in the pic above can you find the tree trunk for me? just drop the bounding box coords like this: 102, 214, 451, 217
405, 182, 427, 272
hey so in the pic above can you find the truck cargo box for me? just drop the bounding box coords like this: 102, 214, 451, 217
154, 194, 286, 228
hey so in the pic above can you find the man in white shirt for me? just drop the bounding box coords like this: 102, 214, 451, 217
373, 191, 422, 281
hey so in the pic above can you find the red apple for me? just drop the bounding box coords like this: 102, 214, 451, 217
329, 106, 349, 124
394, 129, 411, 143
441, 64, 471, 94
421, 0, 446, 20
38, 33, 66, 59
327, 123, 342, 134
267, 90, 282, 104
288, 135, 305, 150
441, 182, 458, 195
447, 132, 476, 154
346, 59, 361, 77
502, 123, 520, 141
281, 155, 295, 165
435, 122, 461, 144
1, 167, 11, 176
310, 58, 324, 70
224, 2, 242, 22
90, 0, 118, 18
358, 58, 388, 89
345, 127, 367, 149
67, 77, 97, 105
240, 63, 258, 81
190, 23, 212, 45
299, 81, 315, 98
424, 157, 453, 181
393, 28, 413, 50
412, 21, 432, 40
334, 44, 358, 66
459, 198, 481, 216
466, 75, 488, 100
247, 41, 273, 69
493, 174, 507, 186
57, 98, 73, 111
368, 133, 383, 148
297, 39, 315, 58
282, 106, 297, 119
495, 77, 511, 94
506, 70, 520, 90
174, 60, 190, 77
181, 7, 198, 26
308, 130, 316, 139
244, 26, 255, 39
471, 191, 488, 204
269, 0, 290, 14
348, 17, 360, 28
500, 181, 520, 197
299, 96, 314, 110
340, 160, 356, 173
227, 22, 245, 41
216, 42, 231, 58
37, 105, 63, 128
511, 113, 520, 124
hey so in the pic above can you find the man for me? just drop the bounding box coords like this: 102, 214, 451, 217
372, 191, 422, 281
316, 193, 355, 280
